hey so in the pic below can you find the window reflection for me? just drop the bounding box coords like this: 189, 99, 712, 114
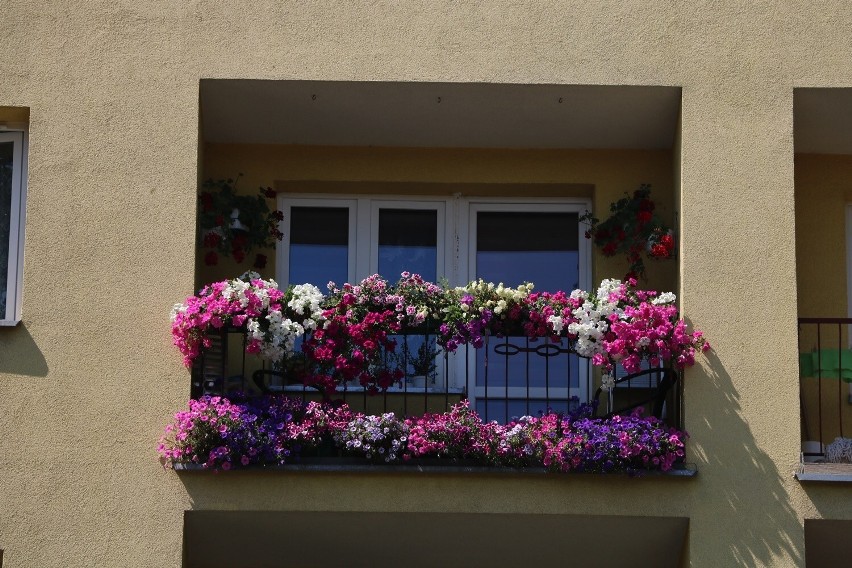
288, 206, 349, 287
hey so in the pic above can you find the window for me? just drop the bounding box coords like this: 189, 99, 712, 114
0, 130, 26, 325
277, 193, 590, 420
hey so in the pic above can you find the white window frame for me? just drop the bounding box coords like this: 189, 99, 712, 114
0, 130, 27, 325
276, 192, 592, 406
276, 197, 358, 288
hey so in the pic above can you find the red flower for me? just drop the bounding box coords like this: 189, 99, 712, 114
204, 251, 218, 266
233, 233, 248, 247
636, 210, 653, 224
273, 210, 284, 221
660, 233, 674, 248
263, 187, 277, 199
232, 248, 246, 263
203, 232, 221, 247
650, 244, 669, 258
602, 242, 618, 256
215, 215, 225, 226
200, 192, 213, 212
254, 254, 268, 269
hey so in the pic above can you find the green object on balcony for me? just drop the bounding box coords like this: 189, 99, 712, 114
799, 349, 852, 382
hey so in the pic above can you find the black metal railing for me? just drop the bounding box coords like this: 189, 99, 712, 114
192, 326, 681, 425
797, 317, 852, 460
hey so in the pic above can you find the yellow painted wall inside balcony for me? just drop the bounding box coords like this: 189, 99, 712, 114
199, 144, 679, 294
795, 154, 852, 319
1, 1, 851, 567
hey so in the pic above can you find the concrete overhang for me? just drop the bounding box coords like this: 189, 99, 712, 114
201, 79, 681, 150
795, 88, 852, 155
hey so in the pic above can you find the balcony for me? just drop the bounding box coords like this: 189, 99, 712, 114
797, 318, 852, 481
162, 272, 704, 476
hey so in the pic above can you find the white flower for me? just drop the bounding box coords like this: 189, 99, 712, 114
601, 373, 616, 391
652, 292, 676, 305
547, 315, 564, 333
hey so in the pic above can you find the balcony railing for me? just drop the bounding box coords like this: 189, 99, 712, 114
798, 318, 852, 461
192, 326, 682, 426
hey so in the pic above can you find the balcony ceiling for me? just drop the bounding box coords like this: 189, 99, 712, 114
201, 80, 681, 150
795, 88, 852, 154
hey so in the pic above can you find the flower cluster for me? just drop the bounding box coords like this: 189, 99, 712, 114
170, 272, 324, 366
580, 185, 674, 280
335, 413, 409, 463
404, 401, 502, 462
301, 274, 407, 394
438, 280, 534, 351
198, 176, 283, 268
159, 396, 686, 475
286, 400, 353, 449
157, 395, 303, 470
172, 273, 708, 393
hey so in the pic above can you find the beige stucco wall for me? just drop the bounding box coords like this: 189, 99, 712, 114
1, 2, 852, 566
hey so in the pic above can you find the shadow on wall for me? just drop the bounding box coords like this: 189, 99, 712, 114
0, 323, 48, 377
690, 350, 802, 565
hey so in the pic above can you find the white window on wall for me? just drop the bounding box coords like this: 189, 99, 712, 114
0, 131, 27, 325
277, 193, 590, 420
277, 197, 449, 287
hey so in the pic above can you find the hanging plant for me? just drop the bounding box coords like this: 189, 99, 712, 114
580, 184, 675, 280
198, 174, 284, 269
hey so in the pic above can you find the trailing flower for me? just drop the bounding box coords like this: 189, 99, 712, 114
198, 176, 284, 268
157, 395, 303, 470
171, 273, 708, 393
580, 185, 675, 280
170, 272, 324, 367
159, 396, 687, 474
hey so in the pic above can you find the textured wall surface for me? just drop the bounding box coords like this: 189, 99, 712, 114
1, 1, 851, 566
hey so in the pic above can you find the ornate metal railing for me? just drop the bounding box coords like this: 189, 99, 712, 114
192, 326, 681, 426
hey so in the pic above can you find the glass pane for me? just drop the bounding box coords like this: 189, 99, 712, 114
0, 142, 13, 316
288, 207, 348, 287
378, 208, 438, 282
476, 211, 579, 292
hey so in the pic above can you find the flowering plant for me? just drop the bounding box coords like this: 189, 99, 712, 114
159, 396, 687, 474
580, 185, 675, 280
172, 273, 708, 394
286, 400, 353, 450
170, 272, 324, 366
157, 395, 303, 470
300, 274, 407, 393
198, 175, 284, 268
335, 412, 409, 463
404, 400, 502, 462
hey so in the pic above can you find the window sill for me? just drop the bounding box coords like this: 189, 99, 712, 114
172, 459, 698, 478
796, 462, 852, 483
